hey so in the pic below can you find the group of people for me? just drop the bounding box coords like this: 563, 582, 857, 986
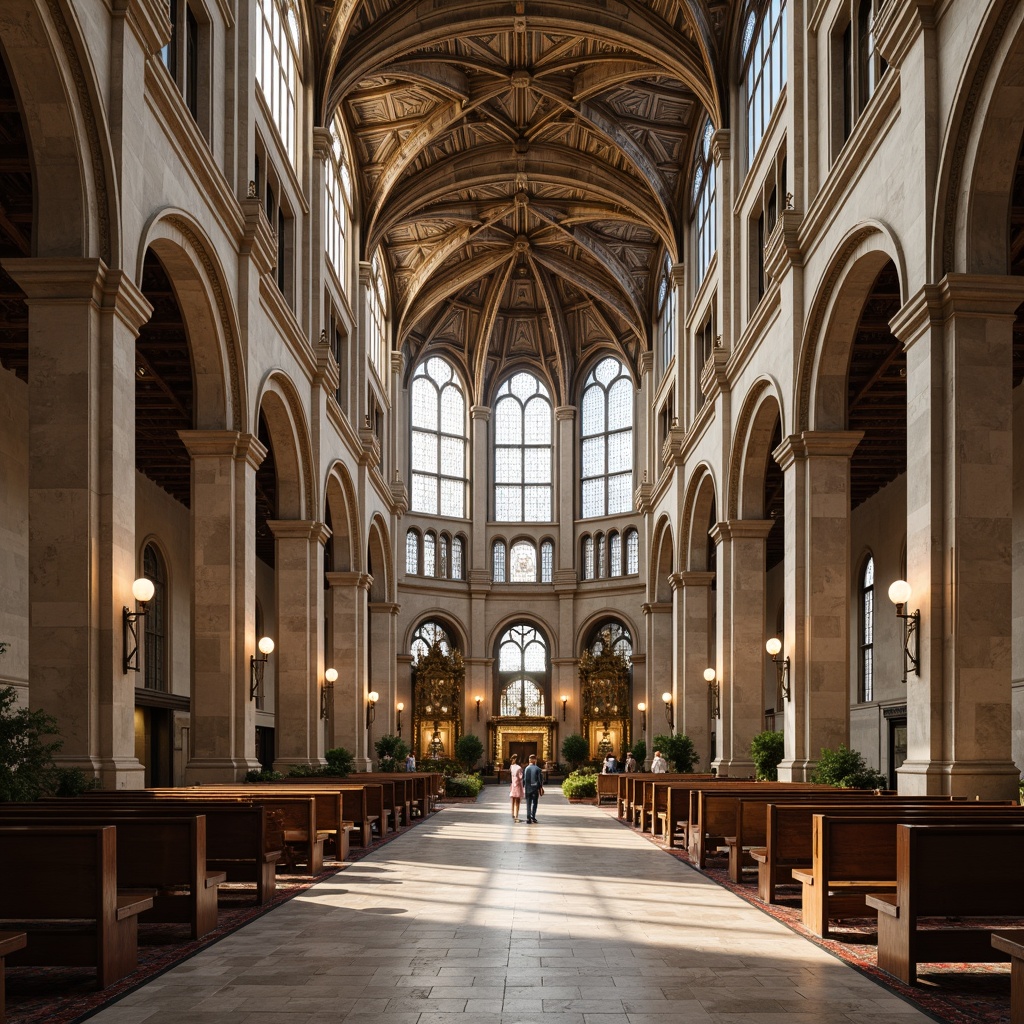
507, 753, 545, 823
600, 750, 668, 773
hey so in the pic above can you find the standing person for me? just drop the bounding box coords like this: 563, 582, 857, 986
650, 749, 668, 773
405, 751, 416, 772
508, 753, 524, 822
623, 751, 638, 773
523, 754, 544, 823
602, 754, 617, 774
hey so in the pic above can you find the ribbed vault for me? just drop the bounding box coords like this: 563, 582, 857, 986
310, 0, 736, 401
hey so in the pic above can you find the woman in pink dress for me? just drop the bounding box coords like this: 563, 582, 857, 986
508, 754, 524, 822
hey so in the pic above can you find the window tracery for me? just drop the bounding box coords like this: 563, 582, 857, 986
580, 357, 633, 519
410, 356, 467, 518
743, 0, 787, 165
693, 119, 717, 287
494, 372, 552, 522
255, 0, 299, 166
497, 624, 548, 716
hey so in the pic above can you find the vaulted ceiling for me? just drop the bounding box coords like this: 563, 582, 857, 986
310, 0, 736, 402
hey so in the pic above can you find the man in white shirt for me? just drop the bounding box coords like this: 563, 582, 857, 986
650, 750, 668, 773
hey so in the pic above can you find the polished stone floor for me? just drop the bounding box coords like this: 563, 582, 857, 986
95, 785, 931, 1024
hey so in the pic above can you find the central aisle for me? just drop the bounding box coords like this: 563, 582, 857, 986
105, 785, 931, 1024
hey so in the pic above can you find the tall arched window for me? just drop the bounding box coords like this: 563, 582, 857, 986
411, 620, 452, 661
423, 532, 436, 577
581, 357, 633, 518
509, 540, 537, 582
609, 532, 622, 577
860, 555, 874, 702
657, 256, 676, 370
405, 529, 419, 575
255, 0, 299, 166
625, 528, 639, 575
742, 0, 787, 166
492, 540, 507, 583
325, 114, 353, 284
410, 356, 468, 517
693, 119, 717, 286
439, 535, 449, 578
540, 540, 553, 584
582, 536, 595, 580
494, 371, 552, 522
451, 537, 465, 580
497, 624, 548, 716
596, 533, 606, 578
366, 249, 388, 382
588, 621, 633, 662
143, 543, 167, 692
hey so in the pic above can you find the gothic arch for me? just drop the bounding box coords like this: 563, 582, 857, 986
681, 464, 718, 572
323, 461, 361, 573
487, 614, 557, 663
649, 514, 674, 604
404, 612, 469, 654
796, 223, 906, 433
366, 513, 393, 603
730, 379, 783, 521
256, 372, 316, 521
575, 611, 641, 658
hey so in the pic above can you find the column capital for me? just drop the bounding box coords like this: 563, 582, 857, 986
312, 125, 333, 160
179, 429, 267, 469
711, 128, 730, 164
326, 570, 373, 590
555, 405, 576, 422
267, 519, 320, 541
710, 519, 774, 544
470, 405, 491, 421
391, 350, 405, 376
892, 275, 1024, 347
773, 430, 864, 469
670, 263, 686, 288
671, 570, 716, 589
642, 601, 672, 616
639, 350, 655, 376
368, 601, 400, 616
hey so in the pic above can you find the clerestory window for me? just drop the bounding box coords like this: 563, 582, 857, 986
325, 114, 353, 286
255, 0, 299, 167
693, 119, 717, 287
410, 356, 467, 518
494, 372, 552, 522
742, 0, 787, 167
580, 357, 633, 518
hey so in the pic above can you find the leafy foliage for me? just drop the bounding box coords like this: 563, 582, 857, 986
652, 733, 699, 773
53, 766, 101, 796
244, 768, 284, 782
561, 733, 589, 770
418, 756, 463, 778
750, 730, 785, 781
561, 768, 598, 799
630, 739, 647, 766
454, 733, 484, 770
324, 747, 354, 777
443, 773, 483, 798
811, 744, 887, 789
0, 686, 63, 802
374, 734, 408, 771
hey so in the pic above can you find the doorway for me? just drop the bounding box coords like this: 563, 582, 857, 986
508, 741, 537, 766
887, 714, 907, 791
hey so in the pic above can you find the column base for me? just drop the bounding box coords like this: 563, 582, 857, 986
897, 758, 1022, 800
712, 757, 756, 779
777, 759, 817, 782
355, 758, 373, 772
185, 757, 263, 784
95, 757, 146, 791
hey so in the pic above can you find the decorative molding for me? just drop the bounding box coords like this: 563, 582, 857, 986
634, 481, 655, 514
112, 0, 170, 57
763, 209, 804, 282
874, 0, 936, 70
239, 198, 277, 278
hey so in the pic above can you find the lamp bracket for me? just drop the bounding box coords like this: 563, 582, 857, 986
122, 606, 148, 674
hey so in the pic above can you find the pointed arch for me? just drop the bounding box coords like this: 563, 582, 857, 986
681, 464, 719, 571
324, 461, 361, 573
257, 372, 315, 521
729, 378, 784, 521
366, 512, 393, 603
649, 514, 674, 604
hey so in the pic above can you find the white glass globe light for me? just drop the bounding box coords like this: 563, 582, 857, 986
257, 636, 275, 656
703, 667, 717, 682
765, 637, 782, 657
661, 691, 672, 703
132, 577, 155, 603
324, 667, 338, 683
368, 690, 379, 703
888, 579, 912, 606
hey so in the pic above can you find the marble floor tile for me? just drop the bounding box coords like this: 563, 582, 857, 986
84, 786, 936, 1024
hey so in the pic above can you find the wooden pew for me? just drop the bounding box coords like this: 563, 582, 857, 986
0, 826, 154, 988
991, 933, 1024, 1024
0, 932, 26, 1024
797, 811, 1024, 939
597, 774, 619, 804
866, 824, 1024, 984
0, 811, 224, 937
41, 798, 280, 903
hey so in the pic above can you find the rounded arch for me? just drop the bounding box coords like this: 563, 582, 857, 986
935, 0, 1024, 276
486, 613, 557, 663
0, 0, 117, 261
729, 379, 784, 521
323, 461, 361, 573
575, 610, 641, 658
680, 463, 719, 571
796, 223, 907, 433
404, 611, 469, 655
648, 514, 673, 603
256, 372, 316, 521
139, 210, 246, 431
366, 512, 393, 603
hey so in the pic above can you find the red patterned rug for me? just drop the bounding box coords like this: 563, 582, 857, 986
605, 809, 1014, 1024
5, 809, 438, 1024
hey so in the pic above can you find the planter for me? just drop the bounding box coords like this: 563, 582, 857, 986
566, 797, 598, 805
439, 794, 479, 803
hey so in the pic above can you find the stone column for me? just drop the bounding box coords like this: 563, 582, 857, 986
674, 571, 716, 769
711, 519, 772, 777
470, 406, 490, 566
5, 258, 151, 788
891, 275, 1024, 798
180, 430, 265, 781
774, 431, 862, 781
367, 601, 399, 769
269, 520, 327, 771
555, 406, 576, 569
326, 570, 371, 757
643, 600, 673, 743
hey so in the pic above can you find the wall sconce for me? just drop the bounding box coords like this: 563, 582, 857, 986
765, 637, 791, 701
560, 695, 568, 721
888, 579, 920, 684
662, 691, 674, 730
637, 701, 647, 734
123, 577, 155, 673
396, 701, 404, 737
249, 636, 275, 701
475, 695, 482, 721
704, 667, 720, 719
320, 667, 337, 720
366, 690, 379, 728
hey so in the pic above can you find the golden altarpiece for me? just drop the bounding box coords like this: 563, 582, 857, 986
412, 640, 464, 760
579, 631, 633, 759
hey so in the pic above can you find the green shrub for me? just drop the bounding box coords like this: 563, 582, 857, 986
750, 731, 785, 781
374, 734, 408, 771
53, 766, 102, 796
561, 733, 589, 770
443, 773, 483, 798
287, 763, 332, 778
811, 744, 887, 789
244, 768, 284, 782
0, 685, 63, 802
455, 733, 484, 770
324, 747, 354, 777
561, 768, 598, 799
418, 756, 462, 778
652, 733, 699, 773
631, 739, 647, 766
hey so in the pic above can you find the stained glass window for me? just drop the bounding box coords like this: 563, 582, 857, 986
325, 114, 352, 283
367, 250, 388, 383
588, 621, 633, 662
411, 620, 452, 662
860, 555, 874, 702
509, 540, 537, 582
405, 530, 419, 575
580, 357, 633, 518
744, 0, 787, 166
693, 118, 717, 286
143, 544, 167, 691
439, 535, 449, 578
540, 540, 553, 583
583, 536, 594, 580
410, 356, 467, 518
657, 257, 677, 370
497, 624, 547, 715
423, 533, 436, 577
494, 372, 552, 522
500, 678, 545, 717
255, 0, 299, 166
451, 537, 464, 580
492, 540, 506, 583
626, 528, 639, 575
609, 532, 622, 576
596, 533, 606, 578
